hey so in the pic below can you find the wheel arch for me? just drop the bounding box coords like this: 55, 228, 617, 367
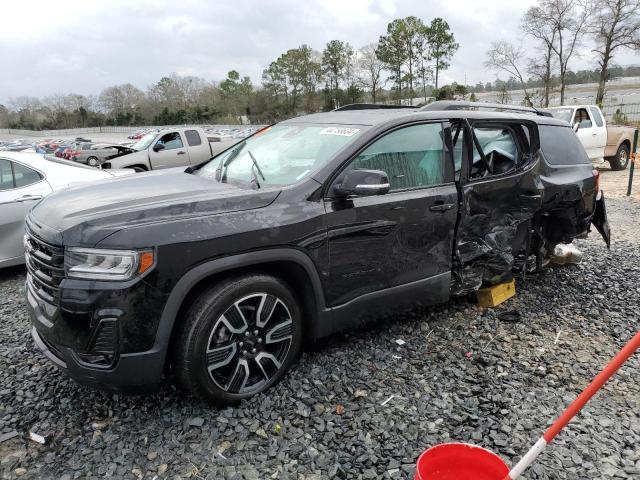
155, 249, 327, 368
620, 139, 631, 151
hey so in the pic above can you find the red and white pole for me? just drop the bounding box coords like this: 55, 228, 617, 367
504, 330, 640, 480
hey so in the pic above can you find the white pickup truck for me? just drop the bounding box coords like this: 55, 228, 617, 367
547, 105, 637, 170
101, 127, 236, 171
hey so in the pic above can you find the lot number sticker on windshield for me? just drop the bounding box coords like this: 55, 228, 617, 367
319, 127, 360, 137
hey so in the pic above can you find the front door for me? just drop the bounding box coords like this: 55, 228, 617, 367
0, 159, 51, 265
324, 122, 459, 309
149, 131, 191, 169
572, 107, 602, 161
453, 119, 542, 294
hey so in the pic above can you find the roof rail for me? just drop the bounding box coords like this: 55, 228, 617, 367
420, 100, 552, 117
333, 103, 417, 111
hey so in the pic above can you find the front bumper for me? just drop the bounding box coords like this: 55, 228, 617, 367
28, 281, 167, 392
25, 232, 169, 392
31, 326, 164, 392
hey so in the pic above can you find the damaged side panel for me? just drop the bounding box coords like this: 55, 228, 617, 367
451, 119, 610, 295
452, 157, 543, 294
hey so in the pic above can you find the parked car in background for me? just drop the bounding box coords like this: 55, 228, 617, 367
54, 145, 73, 158
1, 140, 34, 152
0, 152, 134, 268
26, 102, 609, 404
72, 143, 135, 167
101, 127, 233, 171
546, 105, 637, 170
62, 146, 75, 160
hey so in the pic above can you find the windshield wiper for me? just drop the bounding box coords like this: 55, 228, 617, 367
219, 141, 247, 182
248, 150, 266, 190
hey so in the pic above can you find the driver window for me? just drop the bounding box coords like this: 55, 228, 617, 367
157, 132, 184, 150
346, 123, 446, 192
470, 126, 519, 178
574, 108, 592, 129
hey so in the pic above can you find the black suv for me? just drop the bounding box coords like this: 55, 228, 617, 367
25, 102, 610, 404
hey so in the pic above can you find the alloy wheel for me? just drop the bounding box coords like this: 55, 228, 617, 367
205, 293, 293, 394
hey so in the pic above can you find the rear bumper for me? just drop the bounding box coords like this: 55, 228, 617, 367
31, 325, 164, 393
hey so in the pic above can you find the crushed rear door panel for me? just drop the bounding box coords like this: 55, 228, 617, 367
452, 157, 543, 294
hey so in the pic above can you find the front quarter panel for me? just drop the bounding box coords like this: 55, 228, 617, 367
95, 180, 329, 349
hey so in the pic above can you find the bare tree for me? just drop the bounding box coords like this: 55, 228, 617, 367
527, 55, 557, 106
537, 0, 590, 105
485, 41, 533, 106
357, 43, 386, 103
588, 0, 640, 105
522, 5, 558, 107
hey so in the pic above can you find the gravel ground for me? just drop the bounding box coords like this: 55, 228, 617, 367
1, 198, 639, 480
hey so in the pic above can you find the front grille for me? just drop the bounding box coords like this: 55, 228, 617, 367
25, 232, 65, 305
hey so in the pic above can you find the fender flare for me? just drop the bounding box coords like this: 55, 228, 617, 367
150, 248, 327, 361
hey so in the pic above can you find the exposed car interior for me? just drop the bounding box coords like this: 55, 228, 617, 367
452, 123, 520, 179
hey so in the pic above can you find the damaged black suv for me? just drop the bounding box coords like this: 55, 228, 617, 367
26, 101, 610, 404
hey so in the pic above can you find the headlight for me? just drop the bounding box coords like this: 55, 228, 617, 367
65, 248, 155, 281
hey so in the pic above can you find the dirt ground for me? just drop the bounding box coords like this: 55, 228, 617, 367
598, 162, 640, 201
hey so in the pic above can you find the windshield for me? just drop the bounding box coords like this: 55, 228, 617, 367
131, 133, 157, 151
196, 124, 363, 187
547, 108, 573, 124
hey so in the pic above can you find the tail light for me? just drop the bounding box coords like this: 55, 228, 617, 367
592, 169, 600, 192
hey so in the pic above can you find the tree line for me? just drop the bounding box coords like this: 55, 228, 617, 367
1, 3, 638, 130
486, 0, 640, 107
0, 16, 459, 130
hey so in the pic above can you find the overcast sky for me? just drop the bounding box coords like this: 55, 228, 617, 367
1, 0, 638, 104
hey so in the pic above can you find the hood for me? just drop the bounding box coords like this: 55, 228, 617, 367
107, 149, 148, 168
28, 169, 280, 246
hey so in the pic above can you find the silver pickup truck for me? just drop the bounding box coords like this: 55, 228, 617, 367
101, 127, 236, 171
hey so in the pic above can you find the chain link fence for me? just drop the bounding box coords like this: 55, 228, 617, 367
600, 103, 640, 125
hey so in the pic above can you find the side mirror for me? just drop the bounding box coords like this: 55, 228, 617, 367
573, 122, 580, 132
333, 169, 390, 198
153, 143, 165, 152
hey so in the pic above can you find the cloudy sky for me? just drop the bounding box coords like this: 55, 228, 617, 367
1, 0, 637, 103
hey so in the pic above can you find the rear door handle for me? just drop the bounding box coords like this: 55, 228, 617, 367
429, 203, 455, 212
177, 151, 187, 155
14, 195, 43, 202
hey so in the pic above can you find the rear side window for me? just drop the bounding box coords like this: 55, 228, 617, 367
589, 107, 604, 127
0, 159, 13, 190
185, 129, 202, 146
539, 125, 590, 165
13, 162, 43, 187
469, 125, 519, 178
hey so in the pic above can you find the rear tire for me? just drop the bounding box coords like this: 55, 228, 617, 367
87, 156, 99, 167
608, 144, 629, 171
172, 274, 302, 405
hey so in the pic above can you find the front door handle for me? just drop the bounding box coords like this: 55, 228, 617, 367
14, 195, 43, 202
177, 151, 187, 155
429, 203, 455, 212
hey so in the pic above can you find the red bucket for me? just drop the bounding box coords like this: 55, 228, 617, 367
415, 443, 510, 480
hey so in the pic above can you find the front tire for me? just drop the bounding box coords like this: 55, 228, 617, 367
609, 144, 629, 171
173, 274, 302, 405
87, 156, 99, 167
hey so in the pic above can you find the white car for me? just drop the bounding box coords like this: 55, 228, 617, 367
0, 152, 134, 268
